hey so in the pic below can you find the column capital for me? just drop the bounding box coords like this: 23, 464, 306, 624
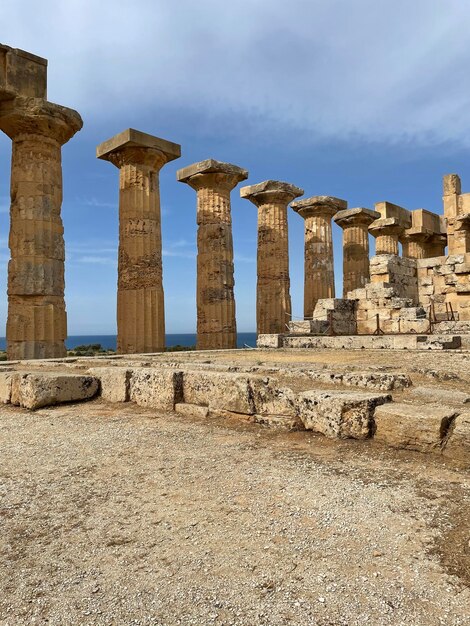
291, 195, 347, 219
177, 159, 248, 191
97, 128, 181, 170
240, 179, 303, 206
0, 96, 82, 144
333, 207, 380, 229
368, 217, 404, 238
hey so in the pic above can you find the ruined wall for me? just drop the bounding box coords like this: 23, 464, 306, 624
417, 254, 470, 321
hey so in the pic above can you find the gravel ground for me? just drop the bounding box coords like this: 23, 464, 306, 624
0, 400, 469, 626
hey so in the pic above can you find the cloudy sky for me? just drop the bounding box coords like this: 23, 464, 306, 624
1, 0, 470, 335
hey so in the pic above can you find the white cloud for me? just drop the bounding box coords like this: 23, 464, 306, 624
2, 0, 470, 145
76, 255, 116, 266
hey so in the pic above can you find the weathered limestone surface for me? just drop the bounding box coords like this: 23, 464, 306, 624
334, 207, 379, 296
0, 371, 13, 402
175, 402, 209, 419
368, 218, 403, 255
0, 96, 82, 360
312, 298, 357, 335
417, 254, 470, 321
129, 368, 183, 410
88, 366, 132, 403
297, 390, 391, 439
181, 370, 254, 414
401, 209, 447, 259
10, 372, 99, 410
97, 129, 181, 354
443, 412, 470, 465
407, 386, 470, 405
240, 180, 303, 334
443, 174, 470, 255
177, 160, 248, 350
0, 44, 47, 100
291, 196, 347, 318
250, 377, 297, 418
277, 334, 461, 350
374, 403, 458, 453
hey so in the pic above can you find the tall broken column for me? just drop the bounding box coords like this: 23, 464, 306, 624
291, 196, 346, 319
333, 207, 379, 296
177, 159, 248, 350
240, 180, 303, 334
0, 45, 82, 359
97, 129, 181, 354
443, 174, 470, 255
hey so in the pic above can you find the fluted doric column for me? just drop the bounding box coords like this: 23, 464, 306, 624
177, 159, 248, 350
368, 217, 404, 256
291, 196, 346, 319
240, 180, 303, 334
0, 96, 82, 360
333, 207, 379, 296
401, 232, 430, 259
97, 129, 180, 354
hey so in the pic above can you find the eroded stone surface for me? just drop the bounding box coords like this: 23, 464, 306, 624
88, 366, 132, 403
10, 373, 99, 410
129, 368, 183, 411
443, 412, 470, 466
297, 390, 391, 439
374, 403, 458, 453
182, 370, 254, 414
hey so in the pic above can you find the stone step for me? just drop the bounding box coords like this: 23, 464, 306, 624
374, 403, 459, 453
297, 390, 391, 439
405, 386, 470, 405
1, 372, 99, 410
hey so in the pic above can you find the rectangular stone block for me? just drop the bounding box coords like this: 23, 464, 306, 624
374, 403, 458, 453
10, 373, 99, 410
249, 377, 297, 417
129, 368, 183, 411
0, 44, 47, 100
88, 366, 131, 403
175, 403, 209, 419
257, 334, 283, 348
407, 386, 470, 405
0, 372, 13, 403
297, 390, 391, 439
182, 370, 254, 414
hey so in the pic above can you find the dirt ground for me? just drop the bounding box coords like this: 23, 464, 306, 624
0, 399, 469, 626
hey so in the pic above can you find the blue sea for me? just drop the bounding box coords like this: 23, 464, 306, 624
0, 333, 258, 351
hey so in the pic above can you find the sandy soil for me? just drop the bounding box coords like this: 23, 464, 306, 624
0, 400, 469, 626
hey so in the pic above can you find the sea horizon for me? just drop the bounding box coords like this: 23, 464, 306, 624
0, 333, 258, 351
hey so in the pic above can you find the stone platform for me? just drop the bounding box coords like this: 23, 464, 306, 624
258, 333, 469, 350
0, 347, 469, 468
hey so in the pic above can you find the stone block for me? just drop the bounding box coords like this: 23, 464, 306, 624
175, 403, 209, 419
0, 44, 47, 100
399, 319, 430, 334
443, 412, 470, 466
252, 414, 303, 431
415, 335, 461, 350
342, 371, 411, 391
296, 390, 391, 439
129, 368, 183, 411
257, 334, 283, 348
374, 403, 458, 453
398, 307, 426, 320
250, 377, 297, 417
88, 366, 131, 403
407, 386, 470, 405
182, 370, 254, 414
0, 372, 13, 403
10, 373, 99, 410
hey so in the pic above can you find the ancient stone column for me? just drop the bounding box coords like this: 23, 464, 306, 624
97, 129, 181, 354
401, 232, 429, 259
0, 96, 82, 360
291, 196, 347, 319
368, 218, 404, 256
177, 159, 248, 350
333, 207, 380, 297
240, 180, 303, 334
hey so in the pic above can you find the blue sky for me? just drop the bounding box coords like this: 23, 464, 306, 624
1, 0, 470, 334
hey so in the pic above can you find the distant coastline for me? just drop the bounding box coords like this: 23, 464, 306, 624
0, 333, 258, 351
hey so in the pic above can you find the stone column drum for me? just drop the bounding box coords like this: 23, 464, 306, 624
291, 196, 347, 319
97, 129, 181, 354
333, 207, 380, 296
177, 159, 248, 350
240, 180, 303, 334
0, 96, 82, 359
368, 218, 404, 256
